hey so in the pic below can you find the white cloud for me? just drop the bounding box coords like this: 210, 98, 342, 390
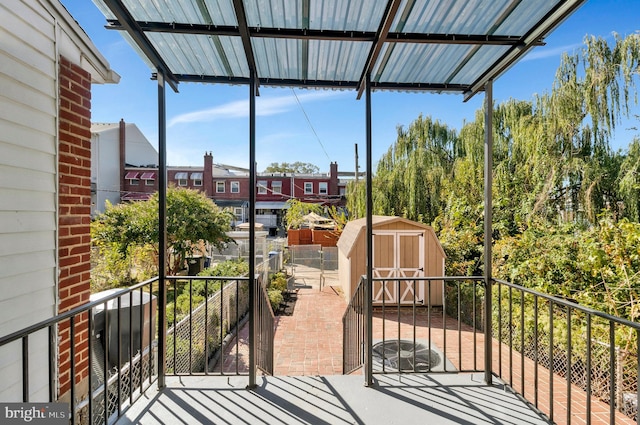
522, 42, 584, 62
258, 132, 298, 145
168, 90, 345, 126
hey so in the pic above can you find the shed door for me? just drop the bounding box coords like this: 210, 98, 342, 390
372, 231, 424, 304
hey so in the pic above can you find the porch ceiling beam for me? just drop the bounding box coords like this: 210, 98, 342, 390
356, 0, 403, 99
464, 0, 586, 101
100, 0, 179, 92
163, 74, 471, 92
105, 21, 528, 46
445, 0, 522, 95
232, 0, 260, 93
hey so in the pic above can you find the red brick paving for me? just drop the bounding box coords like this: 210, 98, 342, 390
218, 293, 635, 425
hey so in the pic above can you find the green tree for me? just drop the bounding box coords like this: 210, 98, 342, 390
618, 138, 640, 221
264, 161, 320, 174
92, 187, 234, 276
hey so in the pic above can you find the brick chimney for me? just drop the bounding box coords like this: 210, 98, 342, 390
329, 162, 338, 195
204, 152, 213, 197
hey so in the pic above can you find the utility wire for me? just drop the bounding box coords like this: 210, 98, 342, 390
291, 88, 332, 162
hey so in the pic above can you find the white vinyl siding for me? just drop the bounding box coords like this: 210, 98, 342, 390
0, 0, 58, 401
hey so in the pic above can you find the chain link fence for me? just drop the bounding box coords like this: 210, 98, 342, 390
287, 245, 338, 289
166, 278, 250, 374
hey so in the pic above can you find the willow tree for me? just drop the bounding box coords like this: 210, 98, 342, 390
618, 138, 640, 221
347, 115, 458, 223
346, 33, 640, 231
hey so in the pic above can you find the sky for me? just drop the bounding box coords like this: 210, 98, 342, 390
62, 1, 639, 172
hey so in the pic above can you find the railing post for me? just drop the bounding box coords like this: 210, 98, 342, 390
483, 79, 494, 385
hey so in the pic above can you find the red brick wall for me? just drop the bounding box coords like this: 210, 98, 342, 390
57, 55, 92, 397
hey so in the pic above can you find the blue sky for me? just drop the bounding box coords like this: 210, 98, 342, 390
63, 1, 639, 171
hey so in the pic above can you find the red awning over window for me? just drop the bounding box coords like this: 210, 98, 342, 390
121, 192, 152, 201
140, 172, 155, 180
124, 171, 139, 179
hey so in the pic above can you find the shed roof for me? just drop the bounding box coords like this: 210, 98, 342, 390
93, 0, 585, 100
337, 216, 445, 258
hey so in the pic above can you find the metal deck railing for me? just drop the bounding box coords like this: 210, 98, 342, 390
342, 276, 640, 424
493, 279, 640, 424
0, 279, 159, 425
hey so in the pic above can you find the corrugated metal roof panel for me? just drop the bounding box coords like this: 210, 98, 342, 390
95, 0, 586, 96
147, 33, 248, 77
243, 0, 387, 31
393, 0, 514, 34
308, 0, 387, 31
307, 40, 371, 82
449, 45, 511, 85
495, 0, 563, 35
375, 43, 473, 85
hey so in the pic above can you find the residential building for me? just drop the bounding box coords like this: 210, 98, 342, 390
0, 0, 118, 403
91, 120, 157, 214
102, 145, 347, 234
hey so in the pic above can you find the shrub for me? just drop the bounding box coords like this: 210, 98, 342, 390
267, 289, 283, 312
269, 272, 289, 293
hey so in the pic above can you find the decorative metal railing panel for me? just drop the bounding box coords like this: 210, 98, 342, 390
255, 276, 275, 375
342, 276, 366, 374
493, 279, 640, 424
165, 277, 250, 375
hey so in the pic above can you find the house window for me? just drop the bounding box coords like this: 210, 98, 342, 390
319, 182, 328, 195
234, 207, 243, 221
257, 180, 268, 194
125, 171, 139, 185
191, 172, 203, 187
216, 181, 225, 193
141, 172, 155, 186
175, 172, 188, 186
304, 182, 313, 194
271, 181, 282, 194
231, 181, 240, 193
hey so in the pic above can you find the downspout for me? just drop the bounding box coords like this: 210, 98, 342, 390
157, 71, 168, 389
484, 80, 494, 385
365, 73, 373, 386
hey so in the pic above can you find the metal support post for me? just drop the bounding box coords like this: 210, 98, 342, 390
157, 71, 168, 388
365, 72, 374, 387
483, 80, 494, 385
248, 71, 257, 389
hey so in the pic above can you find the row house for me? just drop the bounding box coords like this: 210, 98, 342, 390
95, 125, 347, 234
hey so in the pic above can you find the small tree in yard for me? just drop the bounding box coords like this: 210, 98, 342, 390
283, 199, 324, 229
92, 187, 234, 279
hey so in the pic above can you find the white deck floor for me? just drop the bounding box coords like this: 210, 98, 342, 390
115, 373, 549, 425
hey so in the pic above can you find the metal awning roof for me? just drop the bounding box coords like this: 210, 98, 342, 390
93, 0, 585, 100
